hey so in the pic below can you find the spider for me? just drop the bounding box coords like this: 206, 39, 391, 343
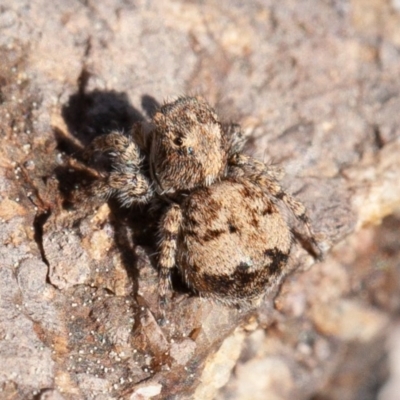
82, 96, 319, 307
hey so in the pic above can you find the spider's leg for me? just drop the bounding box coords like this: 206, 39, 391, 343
158, 204, 183, 311
83, 131, 153, 206
229, 154, 284, 180
83, 132, 139, 163
107, 166, 153, 206
222, 123, 246, 157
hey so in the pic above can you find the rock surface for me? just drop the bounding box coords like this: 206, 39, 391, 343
0, 0, 400, 399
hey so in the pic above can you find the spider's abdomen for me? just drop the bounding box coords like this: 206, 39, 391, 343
177, 179, 292, 304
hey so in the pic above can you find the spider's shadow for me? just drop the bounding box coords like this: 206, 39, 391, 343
58, 70, 159, 152
53, 70, 168, 296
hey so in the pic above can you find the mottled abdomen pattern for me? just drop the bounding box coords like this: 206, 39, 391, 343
177, 178, 292, 304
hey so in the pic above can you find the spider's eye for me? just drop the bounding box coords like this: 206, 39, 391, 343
173, 137, 183, 146
187, 147, 194, 155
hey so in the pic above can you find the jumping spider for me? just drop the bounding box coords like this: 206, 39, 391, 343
83, 96, 319, 307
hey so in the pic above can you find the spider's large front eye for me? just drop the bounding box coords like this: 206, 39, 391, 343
173, 137, 183, 146
187, 147, 194, 155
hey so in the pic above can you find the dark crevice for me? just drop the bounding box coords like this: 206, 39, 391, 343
33, 210, 51, 267
33, 388, 56, 400
372, 124, 385, 150
83, 36, 92, 58
20, 165, 53, 269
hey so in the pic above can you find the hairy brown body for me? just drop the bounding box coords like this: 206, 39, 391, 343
83, 96, 318, 307
178, 179, 292, 303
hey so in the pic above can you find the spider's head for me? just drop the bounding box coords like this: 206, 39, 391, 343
150, 97, 228, 196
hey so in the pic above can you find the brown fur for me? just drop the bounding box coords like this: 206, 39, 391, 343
84, 96, 319, 307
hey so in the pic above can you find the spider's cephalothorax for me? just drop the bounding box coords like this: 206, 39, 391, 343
83, 96, 319, 308
150, 97, 230, 197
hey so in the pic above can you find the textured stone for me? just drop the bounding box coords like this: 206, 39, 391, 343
0, 0, 399, 399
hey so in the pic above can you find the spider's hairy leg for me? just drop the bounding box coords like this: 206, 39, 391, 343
230, 154, 284, 181
158, 204, 183, 310
83, 131, 153, 206
223, 123, 246, 157
107, 167, 153, 206
83, 131, 139, 164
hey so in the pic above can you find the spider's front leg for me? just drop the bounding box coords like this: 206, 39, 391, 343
223, 123, 246, 157
83, 132, 153, 206
229, 153, 284, 181
158, 204, 183, 308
